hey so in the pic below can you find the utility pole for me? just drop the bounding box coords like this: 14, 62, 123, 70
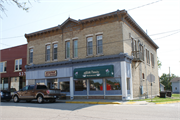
169, 67, 171, 91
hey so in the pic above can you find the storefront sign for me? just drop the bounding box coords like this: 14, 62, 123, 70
45, 70, 57, 77
74, 65, 114, 79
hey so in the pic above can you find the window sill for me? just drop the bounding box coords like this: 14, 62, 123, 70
45, 60, 51, 63
72, 57, 78, 59
86, 55, 94, 58
0, 72, 7, 73
53, 59, 58, 62
64, 58, 70, 61
14, 70, 22, 72
96, 54, 104, 56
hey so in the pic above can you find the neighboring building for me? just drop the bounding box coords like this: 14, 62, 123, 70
160, 83, 165, 91
171, 77, 180, 93
0, 44, 27, 91
25, 10, 159, 100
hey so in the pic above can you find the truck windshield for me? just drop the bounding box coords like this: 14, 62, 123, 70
37, 85, 48, 89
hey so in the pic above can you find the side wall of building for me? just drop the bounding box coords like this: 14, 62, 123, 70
172, 82, 180, 93
122, 22, 159, 98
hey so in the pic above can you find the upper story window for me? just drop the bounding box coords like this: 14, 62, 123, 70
46, 45, 50, 61
73, 40, 78, 58
141, 46, 144, 61
133, 40, 137, 51
29, 48, 33, 64
0, 61, 7, 73
15, 59, 22, 71
146, 49, 150, 64
96, 35, 103, 54
87, 37, 93, 56
151, 53, 154, 67
53, 44, 58, 60
65, 41, 70, 59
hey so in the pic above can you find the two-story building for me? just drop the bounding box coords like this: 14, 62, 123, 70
25, 10, 159, 100
0, 44, 27, 91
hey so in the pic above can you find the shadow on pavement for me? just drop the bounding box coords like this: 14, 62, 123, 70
0, 99, 101, 111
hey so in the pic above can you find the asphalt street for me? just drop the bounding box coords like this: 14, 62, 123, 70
0, 101, 180, 120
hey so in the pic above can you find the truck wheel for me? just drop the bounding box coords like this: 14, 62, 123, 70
13, 95, 19, 103
37, 95, 44, 103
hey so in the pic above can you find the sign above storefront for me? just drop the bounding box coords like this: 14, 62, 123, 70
74, 65, 114, 79
45, 70, 57, 77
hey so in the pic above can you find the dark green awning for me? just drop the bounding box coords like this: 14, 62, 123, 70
74, 65, 114, 79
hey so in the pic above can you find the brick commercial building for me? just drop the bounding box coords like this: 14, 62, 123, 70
0, 44, 27, 91
25, 10, 159, 100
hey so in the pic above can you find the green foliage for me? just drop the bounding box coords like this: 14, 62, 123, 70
157, 57, 162, 69
0, 0, 34, 18
160, 73, 177, 90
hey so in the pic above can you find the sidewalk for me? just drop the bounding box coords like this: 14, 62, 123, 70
57, 99, 152, 105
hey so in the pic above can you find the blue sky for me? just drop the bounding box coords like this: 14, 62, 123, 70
0, 0, 180, 77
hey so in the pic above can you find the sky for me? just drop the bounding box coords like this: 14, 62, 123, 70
0, 0, 180, 77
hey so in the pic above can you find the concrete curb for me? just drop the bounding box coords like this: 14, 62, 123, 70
155, 101, 180, 104
65, 101, 121, 105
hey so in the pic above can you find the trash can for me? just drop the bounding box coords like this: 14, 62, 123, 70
160, 91, 167, 98
166, 91, 172, 97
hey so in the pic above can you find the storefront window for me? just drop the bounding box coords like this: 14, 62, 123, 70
89, 79, 103, 91
75, 80, 87, 91
60, 81, 70, 92
0, 78, 8, 90
106, 78, 121, 90
11, 77, 19, 91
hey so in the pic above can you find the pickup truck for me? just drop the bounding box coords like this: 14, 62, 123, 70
13, 85, 65, 103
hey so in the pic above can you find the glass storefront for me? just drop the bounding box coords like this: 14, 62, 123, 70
47, 79, 58, 89
74, 80, 87, 95
106, 78, 121, 91
89, 79, 103, 91
59, 81, 70, 92
11, 77, 26, 91
0, 78, 8, 90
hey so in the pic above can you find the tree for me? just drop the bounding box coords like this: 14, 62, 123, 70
157, 57, 162, 69
0, 0, 33, 18
160, 73, 177, 90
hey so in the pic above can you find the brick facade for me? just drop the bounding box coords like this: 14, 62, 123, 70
25, 10, 159, 99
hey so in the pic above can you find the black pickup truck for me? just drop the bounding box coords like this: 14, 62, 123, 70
13, 85, 65, 103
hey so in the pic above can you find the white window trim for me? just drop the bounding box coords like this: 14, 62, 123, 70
29, 48, 33, 64
86, 34, 93, 37
45, 43, 51, 45
95, 32, 103, 36
65, 41, 70, 59
72, 37, 78, 40
73, 39, 78, 58
14, 59, 22, 71
52, 41, 58, 44
96, 35, 103, 55
87, 37, 93, 56
53, 43, 58, 61
46, 44, 51, 62
0, 61, 7, 73
29, 46, 34, 49
65, 38, 71, 42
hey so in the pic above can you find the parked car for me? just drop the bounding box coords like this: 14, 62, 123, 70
9, 88, 17, 95
1, 90, 12, 102
13, 85, 65, 103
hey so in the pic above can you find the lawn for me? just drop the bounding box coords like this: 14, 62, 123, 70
130, 94, 180, 103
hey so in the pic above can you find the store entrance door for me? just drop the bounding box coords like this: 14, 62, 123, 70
47, 79, 58, 89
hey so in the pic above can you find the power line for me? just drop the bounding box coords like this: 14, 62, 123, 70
1, 28, 180, 40
153, 31, 180, 40
1, 0, 163, 33
127, 0, 163, 11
